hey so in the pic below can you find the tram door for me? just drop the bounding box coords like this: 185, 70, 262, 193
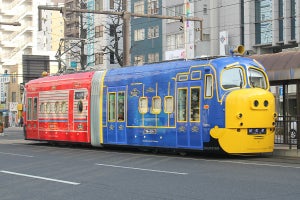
176, 82, 203, 149
107, 87, 126, 144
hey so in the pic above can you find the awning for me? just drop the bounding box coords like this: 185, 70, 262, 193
251, 51, 300, 81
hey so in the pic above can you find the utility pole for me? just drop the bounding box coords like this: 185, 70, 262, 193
38, 5, 202, 67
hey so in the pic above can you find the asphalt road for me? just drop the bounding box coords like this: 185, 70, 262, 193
1, 127, 300, 200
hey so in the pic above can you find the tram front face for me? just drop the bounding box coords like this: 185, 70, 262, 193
210, 64, 276, 154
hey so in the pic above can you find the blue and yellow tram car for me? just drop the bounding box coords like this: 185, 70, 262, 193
24, 56, 276, 154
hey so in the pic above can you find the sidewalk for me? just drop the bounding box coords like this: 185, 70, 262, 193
272, 144, 300, 157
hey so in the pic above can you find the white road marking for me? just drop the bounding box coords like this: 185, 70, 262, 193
0, 151, 34, 158
95, 163, 188, 175
0, 170, 80, 185
204, 159, 300, 169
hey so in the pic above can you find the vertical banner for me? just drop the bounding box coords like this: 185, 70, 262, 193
219, 31, 228, 55
185, 0, 194, 59
87, 0, 95, 66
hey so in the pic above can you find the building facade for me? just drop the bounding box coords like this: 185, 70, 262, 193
131, 0, 163, 65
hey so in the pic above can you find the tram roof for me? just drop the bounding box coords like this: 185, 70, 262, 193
251, 51, 300, 81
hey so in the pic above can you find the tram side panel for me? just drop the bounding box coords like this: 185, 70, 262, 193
24, 72, 94, 144
102, 63, 187, 149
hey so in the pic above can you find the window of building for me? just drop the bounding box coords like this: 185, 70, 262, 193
166, 4, 184, 23
291, 0, 296, 40
139, 97, 148, 114
148, 26, 159, 39
148, 0, 159, 14
95, 52, 104, 65
166, 33, 184, 50
11, 92, 16, 102
148, 53, 159, 63
203, 4, 208, 15
278, 0, 283, 42
95, 26, 103, 38
95, 0, 103, 10
255, 0, 273, 44
134, 29, 145, 41
134, 1, 144, 15
110, 0, 114, 9
164, 96, 174, 113
134, 55, 144, 65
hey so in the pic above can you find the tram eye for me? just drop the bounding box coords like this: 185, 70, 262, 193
264, 100, 269, 107
254, 100, 259, 107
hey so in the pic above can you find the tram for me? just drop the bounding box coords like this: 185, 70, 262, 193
23, 49, 276, 154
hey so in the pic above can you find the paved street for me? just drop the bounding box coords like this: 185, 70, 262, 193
1, 127, 300, 200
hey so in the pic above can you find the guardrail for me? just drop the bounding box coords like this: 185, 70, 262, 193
275, 115, 299, 146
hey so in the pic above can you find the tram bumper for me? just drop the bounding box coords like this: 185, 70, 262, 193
210, 88, 276, 154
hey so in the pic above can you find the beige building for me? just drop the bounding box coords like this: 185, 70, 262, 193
0, 0, 64, 126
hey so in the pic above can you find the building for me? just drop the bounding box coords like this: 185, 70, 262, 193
0, 0, 37, 125
0, 0, 62, 126
131, 0, 162, 65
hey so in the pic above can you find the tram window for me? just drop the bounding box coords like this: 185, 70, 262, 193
77, 101, 83, 113
40, 103, 45, 113
50, 102, 55, 113
75, 91, 85, 99
139, 97, 148, 114
61, 101, 67, 113
27, 98, 32, 120
248, 68, 267, 89
33, 98, 38, 120
190, 88, 200, 122
221, 67, 244, 89
191, 71, 201, 80
205, 74, 213, 98
177, 74, 188, 81
151, 96, 161, 114
46, 102, 51, 113
55, 101, 60, 113
177, 88, 187, 122
108, 93, 116, 121
117, 92, 125, 121
164, 96, 174, 113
